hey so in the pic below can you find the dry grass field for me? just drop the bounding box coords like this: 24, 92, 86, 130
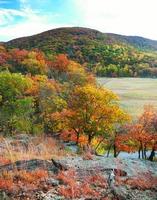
97, 78, 157, 117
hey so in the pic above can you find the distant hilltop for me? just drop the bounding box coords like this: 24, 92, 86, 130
3, 27, 157, 77
5, 27, 157, 51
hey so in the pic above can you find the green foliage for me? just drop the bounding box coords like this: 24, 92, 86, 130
0, 52, 96, 135
4, 27, 157, 78
0, 71, 31, 101
0, 72, 34, 135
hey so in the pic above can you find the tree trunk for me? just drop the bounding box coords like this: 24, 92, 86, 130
107, 144, 112, 157
141, 142, 145, 159
149, 146, 156, 162
88, 134, 92, 145
142, 148, 144, 159
76, 132, 80, 144
149, 148, 155, 161
138, 149, 141, 159
144, 144, 147, 159
148, 142, 157, 161
113, 144, 117, 158
138, 142, 142, 159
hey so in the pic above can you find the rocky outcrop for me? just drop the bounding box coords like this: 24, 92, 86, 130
50, 156, 157, 177
0, 159, 56, 172
0, 156, 157, 200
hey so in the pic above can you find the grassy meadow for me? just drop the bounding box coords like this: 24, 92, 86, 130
97, 78, 157, 117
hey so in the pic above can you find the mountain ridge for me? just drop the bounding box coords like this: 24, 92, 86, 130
5, 27, 157, 51
3, 27, 157, 77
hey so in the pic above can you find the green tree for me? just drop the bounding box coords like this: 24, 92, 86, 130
0, 72, 34, 135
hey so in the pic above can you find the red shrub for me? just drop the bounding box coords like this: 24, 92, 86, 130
0, 179, 13, 191
0, 157, 11, 165
87, 174, 107, 188
16, 169, 48, 184
57, 169, 107, 199
124, 172, 157, 190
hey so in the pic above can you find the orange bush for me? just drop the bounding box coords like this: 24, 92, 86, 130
123, 172, 157, 190
15, 169, 48, 184
0, 169, 49, 195
0, 179, 13, 191
0, 156, 11, 165
57, 169, 107, 199
87, 174, 107, 188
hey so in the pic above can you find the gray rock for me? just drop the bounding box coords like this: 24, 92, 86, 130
43, 195, 64, 200
112, 186, 157, 200
0, 159, 56, 172
46, 178, 60, 186
36, 189, 64, 200
0, 156, 157, 200
53, 156, 157, 178
12, 134, 30, 140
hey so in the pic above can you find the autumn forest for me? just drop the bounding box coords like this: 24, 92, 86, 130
0, 27, 157, 199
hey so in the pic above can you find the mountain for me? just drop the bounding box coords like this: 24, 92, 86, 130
4, 27, 157, 77
109, 33, 157, 51
5, 27, 157, 51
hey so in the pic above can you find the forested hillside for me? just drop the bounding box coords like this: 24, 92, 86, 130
0, 44, 157, 161
0, 28, 157, 199
4, 27, 157, 77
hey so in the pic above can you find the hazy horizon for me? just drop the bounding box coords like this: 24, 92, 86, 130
0, 0, 157, 41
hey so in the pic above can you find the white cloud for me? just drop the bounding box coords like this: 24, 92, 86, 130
0, 9, 73, 41
75, 0, 157, 40
0, 8, 28, 25
0, 0, 64, 41
0, 19, 55, 41
0, 12, 57, 41
1, 0, 157, 41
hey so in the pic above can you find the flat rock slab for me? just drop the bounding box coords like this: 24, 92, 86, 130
53, 156, 157, 177
0, 156, 157, 178
0, 159, 56, 172
0, 156, 157, 200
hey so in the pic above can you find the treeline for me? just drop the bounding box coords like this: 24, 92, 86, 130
94, 63, 157, 77
0, 46, 157, 161
89, 44, 157, 77
5, 27, 157, 78
0, 45, 128, 137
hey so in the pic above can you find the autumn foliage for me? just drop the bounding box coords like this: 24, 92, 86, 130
0, 44, 157, 163
0, 169, 48, 194
0, 32, 157, 200
57, 169, 107, 199
114, 106, 157, 160
122, 172, 157, 190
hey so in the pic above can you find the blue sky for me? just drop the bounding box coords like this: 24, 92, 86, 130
0, 0, 157, 41
0, 0, 81, 41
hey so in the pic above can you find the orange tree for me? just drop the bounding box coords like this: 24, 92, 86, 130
52, 84, 129, 146
117, 106, 157, 160
26, 74, 67, 134
133, 106, 157, 160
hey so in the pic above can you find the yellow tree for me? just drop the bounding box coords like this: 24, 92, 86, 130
56, 84, 129, 145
